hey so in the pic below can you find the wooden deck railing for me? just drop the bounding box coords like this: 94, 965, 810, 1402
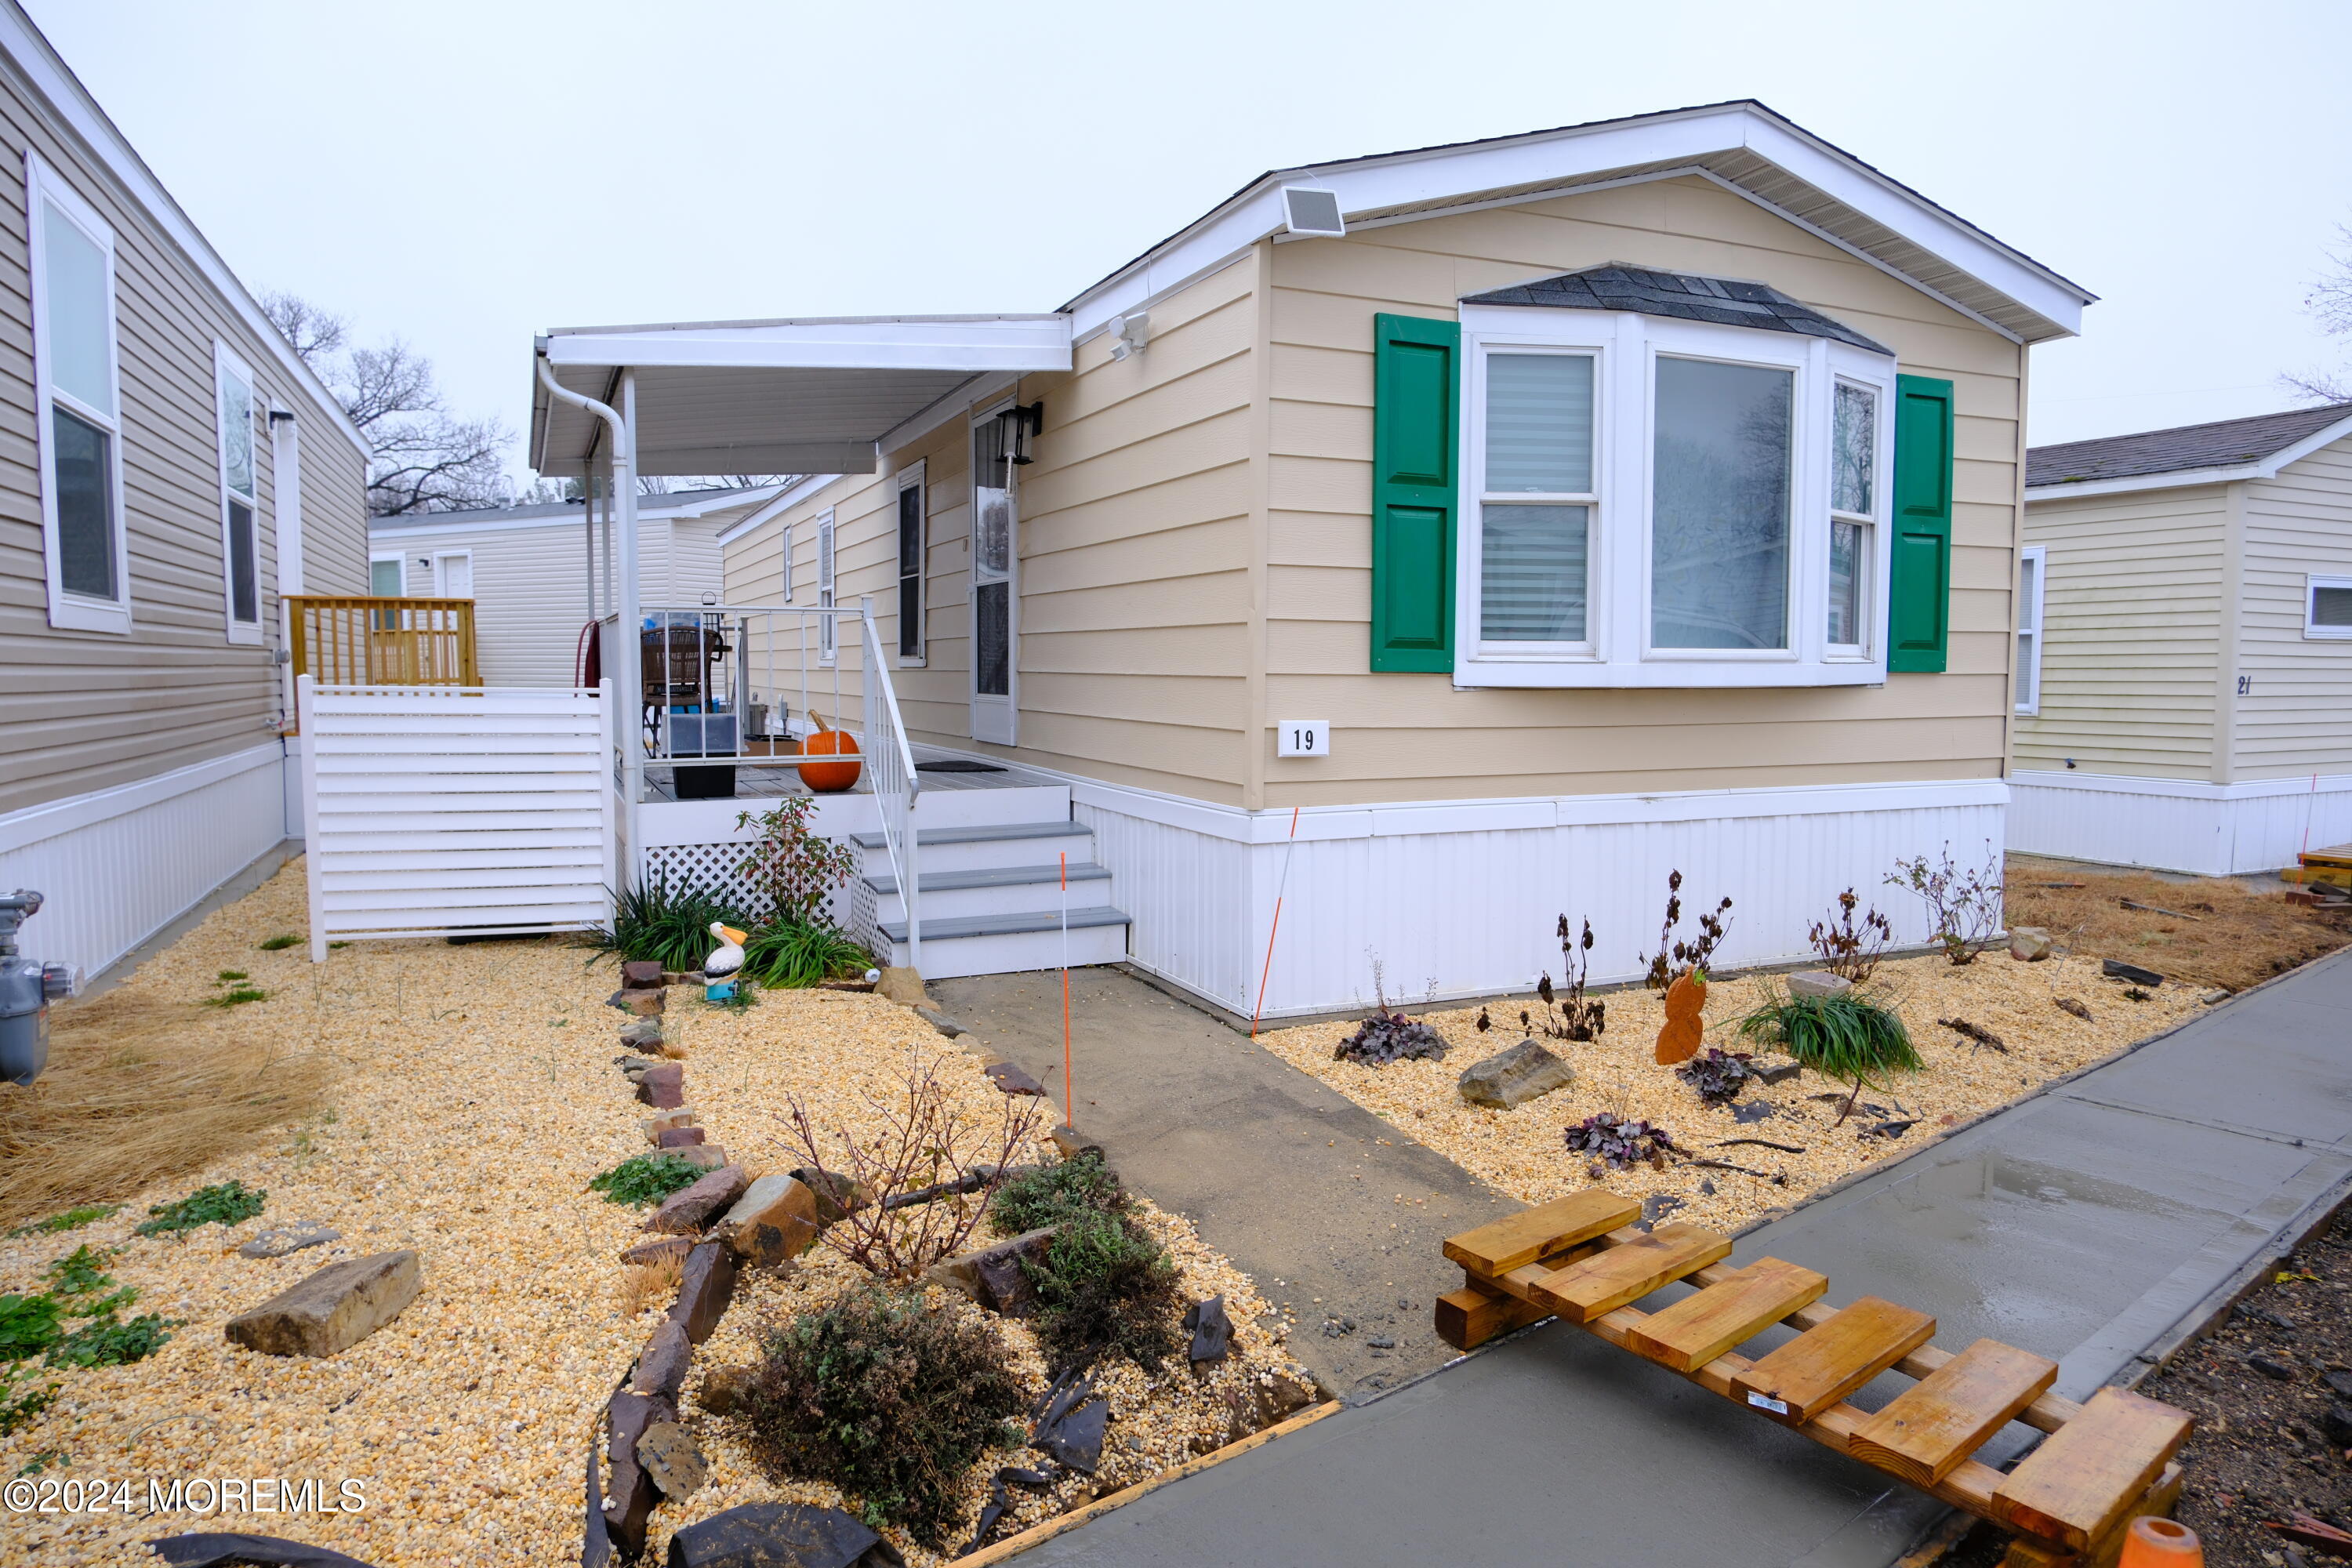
287, 596, 478, 689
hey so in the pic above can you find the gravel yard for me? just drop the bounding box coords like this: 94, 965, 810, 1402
0, 862, 1310, 1566
1256, 952, 2205, 1236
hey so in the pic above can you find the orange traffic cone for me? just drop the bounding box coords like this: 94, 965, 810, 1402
2118, 1516, 2201, 1566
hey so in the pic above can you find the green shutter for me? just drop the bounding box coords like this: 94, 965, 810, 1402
1887, 373, 1955, 673
1370, 313, 1460, 672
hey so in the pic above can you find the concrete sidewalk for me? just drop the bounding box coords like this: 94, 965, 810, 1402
1009, 949, 2352, 1567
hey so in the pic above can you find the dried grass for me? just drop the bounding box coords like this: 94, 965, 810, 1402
616, 1254, 685, 1319
0, 989, 334, 1230
2005, 855, 2352, 992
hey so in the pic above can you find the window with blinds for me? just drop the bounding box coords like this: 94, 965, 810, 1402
1478, 352, 1595, 645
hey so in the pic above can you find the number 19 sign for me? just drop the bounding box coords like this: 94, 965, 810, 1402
1276, 720, 1330, 758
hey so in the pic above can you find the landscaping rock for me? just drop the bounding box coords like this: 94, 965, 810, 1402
1730, 1101, 1778, 1124
147, 1533, 381, 1567
1751, 1057, 1802, 1086
224, 1249, 420, 1358
632, 1320, 693, 1401
2008, 926, 2054, 961
1184, 1295, 1233, 1364
1051, 1125, 1103, 1162
637, 1419, 707, 1499
2101, 958, 2165, 986
787, 1168, 869, 1225
609, 988, 666, 1018
662, 1502, 905, 1568
2201, 987, 2232, 1005
603, 1388, 674, 1557
670, 1240, 740, 1344
913, 1007, 965, 1038
1455, 1040, 1575, 1109
662, 970, 702, 987
620, 1019, 666, 1053
237, 1221, 342, 1260
696, 1363, 756, 1417
984, 1059, 1046, 1096
621, 960, 666, 990
1248, 1370, 1319, 1428
2249, 1352, 2299, 1381
2324, 1369, 2352, 1400
642, 1107, 700, 1139
2325, 1403, 2352, 1449
636, 1062, 686, 1109
655, 1125, 707, 1149
667, 1144, 727, 1173
1033, 1396, 1107, 1473
926, 1225, 1055, 1314
620, 1236, 696, 1268
648, 1164, 750, 1235
875, 967, 929, 1007
1785, 971, 1853, 1000
716, 1174, 822, 1265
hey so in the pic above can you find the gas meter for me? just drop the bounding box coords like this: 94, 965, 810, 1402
1, 890, 74, 1086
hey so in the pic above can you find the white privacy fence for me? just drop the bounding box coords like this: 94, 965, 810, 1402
298, 677, 615, 960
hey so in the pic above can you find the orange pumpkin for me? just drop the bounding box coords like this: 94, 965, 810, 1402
797, 713, 862, 793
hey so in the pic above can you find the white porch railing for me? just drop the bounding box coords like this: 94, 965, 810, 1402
858, 604, 922, 972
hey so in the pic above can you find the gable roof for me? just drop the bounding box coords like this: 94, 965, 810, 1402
1063, 100, 2094, 348
2026, 403, 2352, 498
1461, 264, 1892, 354
369, 484, 781, 538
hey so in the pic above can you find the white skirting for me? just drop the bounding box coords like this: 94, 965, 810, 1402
1073, 775, 2009, 1021
0, 744, 289, 985
2009, 770, 2352, 877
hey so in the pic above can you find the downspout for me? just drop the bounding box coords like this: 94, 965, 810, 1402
536, 353, 642, 883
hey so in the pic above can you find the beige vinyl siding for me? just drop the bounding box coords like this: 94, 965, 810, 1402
2234, 434, 2352, 779
0, 51, 365, 818
1261, 174, 2025, 805
724, 253, 1259, 804
2015, 485, 2227, 780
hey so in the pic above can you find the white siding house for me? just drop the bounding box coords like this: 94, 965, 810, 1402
2014, 403, 2352, 873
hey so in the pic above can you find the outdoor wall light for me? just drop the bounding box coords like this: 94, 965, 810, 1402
999, 402, 1044, 466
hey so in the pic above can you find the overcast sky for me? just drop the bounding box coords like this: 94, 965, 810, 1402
25, 0, 2352, 488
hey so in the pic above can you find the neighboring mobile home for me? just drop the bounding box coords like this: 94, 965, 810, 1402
367, 485, 781, 686
529, 100, 2093, 1017
2012, 403, 2352, 873
0, 0, 368, 985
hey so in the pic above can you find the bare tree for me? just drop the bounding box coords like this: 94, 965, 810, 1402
261, 292, 514, 515
2284, 222, 2352, 403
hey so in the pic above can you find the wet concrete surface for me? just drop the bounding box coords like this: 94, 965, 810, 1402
1011, 950, 2352, 1566
931, 967, 1521, 1400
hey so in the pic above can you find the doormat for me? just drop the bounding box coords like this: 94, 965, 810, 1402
916, 760, 1009, 773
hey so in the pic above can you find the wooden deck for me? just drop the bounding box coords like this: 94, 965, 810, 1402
641, 743, 1059, 803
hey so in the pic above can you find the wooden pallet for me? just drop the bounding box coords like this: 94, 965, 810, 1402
1437, 1190, 2192, 1567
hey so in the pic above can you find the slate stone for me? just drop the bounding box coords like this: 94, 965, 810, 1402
641, 1108, 699, 1142
632, 1320, 692, 1401
984, 1060, 1046, 1097
636, 1063, 686, 1109
619, 1236, 696, 1269
1731, 1101, 1779, 1124
655, 1125, 708, 1149
1184, 1295, 1233, 1364
662, 1502, 905, 1568
583, 1426, 615, 1568
1751, 1058, 1802, 1086
603, 1389, 676, 1558
670, 1240, 740, 1345
637, 1419, 708, 1499
620, 1019, 666, 1053
648, 1166, 751, 1236
225, 1250, 420, 1358
621, 960, 666, 990
238, 1221, 342, 1260
913, 1007, 965, 1039
1785, 971, 1853, 1000
2325, 1370, 2352, 1400
147, 1533, 383, 1567
787, 1168, 869, 1225
2322, 1403, 2352, 1449
1050, 1125, 1103, 1162
925, 1226, 1054, 1315
717, 1174, 823, 1265
2249, 1352, 2299, 1381
2102, 959, 2165, 985
1033, 1396, 1107, 1473
668, 1145, 728, 1173
1455, 1040, 1575, 1109
1640, 1195, 1686, 1229
609, 988, 666, 1018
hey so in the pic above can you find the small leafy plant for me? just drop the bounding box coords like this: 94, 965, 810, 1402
256, 934, 301, 952
204, 971, 267, 1008
739, 1283, 1026, 1547
1886, 843, 2005, 966
1534, 916, 1606, 1041
1737, 989, 1921, 1123
1675, 1048, 1758, 1105
1564, 1112, 1678, 1171
135, 1180, 264, 1237
0, 1247, 176, 1378
989, 1152, 1127, 1236
1333, 1011, 1449, 1066
7, 1205, 119, 1239
588, 1152, 706, 1208
1022, 1207, 1184, 1373
1641, 870, 1733, 991
1809, 890, 1893, 983
735, 796, 861, 927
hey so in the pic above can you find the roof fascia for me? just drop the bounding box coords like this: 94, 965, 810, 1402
0, 2, 368, 457
2027, 411, 2352, 500
543, 315, 1073, 372
716, 474, 846, 548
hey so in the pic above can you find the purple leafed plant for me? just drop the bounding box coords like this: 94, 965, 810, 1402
1334, 1011, 1449, 1067
1563, 1112, 1677, 1171
1675, 1047, 1757, 1105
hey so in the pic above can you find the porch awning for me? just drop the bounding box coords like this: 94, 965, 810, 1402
529, 314, 1073, 477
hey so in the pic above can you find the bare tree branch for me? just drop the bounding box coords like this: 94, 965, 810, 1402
2283, 222, 2352, 405
259, 290, 347, 365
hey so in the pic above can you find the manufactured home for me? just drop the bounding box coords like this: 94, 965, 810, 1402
518, 100, 2092, 1018
2012, 403, 2352, 873
0, 0, 368, 985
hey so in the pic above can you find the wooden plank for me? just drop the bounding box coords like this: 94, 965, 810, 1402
1442, 1189, 1641, 1276
1731, 1296, 1936, 1425
1849, 1338, 2059, 1486
1991, 1387, 2193, 1553
1622, 1257, 1828, 1374
1434, 1283, 1548, 1352
1530, 1222, 1731, 1323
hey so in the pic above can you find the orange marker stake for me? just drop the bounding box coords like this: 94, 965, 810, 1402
1250, 806, 1302, 1039
1060, 851, 1073, 1120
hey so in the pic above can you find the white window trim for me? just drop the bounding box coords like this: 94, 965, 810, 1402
1827, 376, 1880, 660
28, 150, 130, 634
2016, 544, 2047, 713
430, 549, 474, 598
895, 459, 927, 666
815, 507, 837, 666
1454, 305, 1895, 688
368, 551, 405, 596
2306, 573, 2352, 641
214, 341, 262, 644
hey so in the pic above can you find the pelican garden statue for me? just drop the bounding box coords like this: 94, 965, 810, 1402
705, 922, 749, 1002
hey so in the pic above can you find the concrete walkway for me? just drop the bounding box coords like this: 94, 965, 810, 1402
1000, 949, 2352, 1567
931, 968, 1521, 1397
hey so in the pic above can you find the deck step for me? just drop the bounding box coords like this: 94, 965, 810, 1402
851, 820, 1088, 850
1531, 1223, 1730, 1323
878, 905, 1129, 944
1848, 1338, 2057, 1486
1623, 1258, 1827, 1374
1730, 1297, 1936, 1425
1443, 1189, 1639, 1278
1991, 1387, 2193, 1553
862, 861, 1111, 897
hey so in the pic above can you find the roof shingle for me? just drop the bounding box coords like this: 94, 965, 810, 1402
2027, 403, 2352, 488
1460, 263, 1893, 354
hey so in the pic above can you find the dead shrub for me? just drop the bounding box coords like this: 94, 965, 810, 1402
615, 1254, 685, 1319
0, 992, 334, 1230
2005, 856, 2351, 992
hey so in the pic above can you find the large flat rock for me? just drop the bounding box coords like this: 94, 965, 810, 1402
225, 1250, 420, 1358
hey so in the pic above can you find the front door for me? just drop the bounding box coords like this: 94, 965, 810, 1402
970, 405, 1018, 746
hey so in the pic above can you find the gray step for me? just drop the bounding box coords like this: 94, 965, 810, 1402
878, 904, 1131, 943
862, 861, 1112, 896
851, 819, 1089, 850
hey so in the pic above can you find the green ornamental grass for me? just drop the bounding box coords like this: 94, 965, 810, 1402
739, 919, 873, 989
593, 878, 754, 973
1737, 989, 1921, 1119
